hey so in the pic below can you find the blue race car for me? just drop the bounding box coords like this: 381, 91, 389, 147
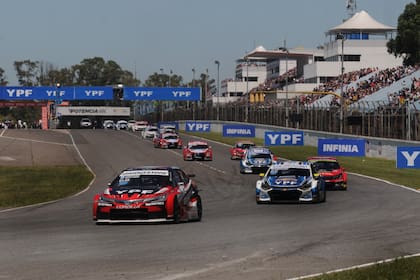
256, 160, 326, 203
240, 147, 275, 174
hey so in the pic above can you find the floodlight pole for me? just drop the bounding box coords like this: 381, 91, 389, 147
215, 60, 220, 121
279, 47, 289, 127
336, 33, 345, 134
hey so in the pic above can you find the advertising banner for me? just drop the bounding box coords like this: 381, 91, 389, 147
396, 147, 420, 168
0, 86, 74, 100
74, 86, 113, 100
318, 138, 365, 157
264, 131, 304, 146
222, 125, 255, 137
158, 121, 179, 131
185, 121, 211, 132
123, 87, 201, 101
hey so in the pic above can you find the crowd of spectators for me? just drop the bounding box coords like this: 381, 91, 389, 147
236, 64, 420, 110
386, 74, 420, 107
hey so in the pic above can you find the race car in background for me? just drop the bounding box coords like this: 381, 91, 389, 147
153, 133, 183, 149
240, 146, 276, 174
307, 156, 348, 190
132, 121, 148, 132
183, 140, 213, 161
256, 160, 326, 204
229, 140, 256, 160
142, 126, 159, 139
92, 166, 202, 224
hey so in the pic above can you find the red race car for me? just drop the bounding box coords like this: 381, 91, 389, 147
230, 140, 256, 160
93, 166, 202, 224
153, 133, 182, 149
307, 156, 348, 190
183, 140, 213, 161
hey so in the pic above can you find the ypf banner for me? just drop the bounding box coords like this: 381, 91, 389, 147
0, 86, 75, 100
264, 131, 304, 146
185, 121, 211, 132
396, 147, 420, 168
123, 87, 201, 101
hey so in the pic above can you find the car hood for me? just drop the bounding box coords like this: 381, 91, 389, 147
103, 186, 172, 200
318, 169, 342, 176
248, 157, 271, 165
267, 175, 309, 187
189, 148, 208, 153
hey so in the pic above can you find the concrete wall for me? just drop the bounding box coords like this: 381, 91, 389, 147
178, 120, 420, 161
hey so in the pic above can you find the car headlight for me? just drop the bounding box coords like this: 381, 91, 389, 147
261, 182, 272, 191
300, 181, 313, 190
98, 196, 114, 206
144, 194, 167, 206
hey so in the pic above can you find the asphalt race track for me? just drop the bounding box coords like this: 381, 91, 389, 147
1, 129, 420, 280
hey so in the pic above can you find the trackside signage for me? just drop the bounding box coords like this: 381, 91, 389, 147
158, 121, 179, 131
185, 121, 211, 132
0, 86, 74, 100
57, 106, 130, 116
123, 87, 201, 101
264, 131, 304, 146
223, 125, 255, 137
74, 86, 113, 100
396, 147, 420, 168
0, 86, 199, 101
318, 138, 365, 157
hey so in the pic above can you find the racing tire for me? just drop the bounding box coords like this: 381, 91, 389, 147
319, 189, 327, 203
172, 198, 181, 224
194, 195, 203, 222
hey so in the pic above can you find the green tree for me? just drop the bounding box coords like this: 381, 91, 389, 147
387, 0, 420, 66
0, 67, 8, 85
14, 60, 40, 86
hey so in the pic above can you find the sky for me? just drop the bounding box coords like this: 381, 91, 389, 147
0, 0, 414, 86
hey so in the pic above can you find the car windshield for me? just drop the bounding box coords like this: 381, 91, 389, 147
269, 168, 310, 177
148, 127, 158, 131
237, 143, 255, 149
164, 135, 178, 140
190, 144, 208, 149
250, 153, 271, 159
111, 174, 171, 191
313, 161, 340, 171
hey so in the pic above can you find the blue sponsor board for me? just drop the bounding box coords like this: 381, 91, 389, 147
74, 86, 113, 100
0, 86, 200, 101
396, 147, 420, 168
318, 138, 365, 157
223, 125, 255, 137
123, 87, 201, 101
158, 121, 179, 131
0, 86, 75, 100
185, 121, 211, 132
264, 131, 304, 146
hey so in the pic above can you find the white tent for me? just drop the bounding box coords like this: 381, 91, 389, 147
327, 10, 396, 35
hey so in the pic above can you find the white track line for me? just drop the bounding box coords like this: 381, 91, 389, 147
286, 252, 420, 280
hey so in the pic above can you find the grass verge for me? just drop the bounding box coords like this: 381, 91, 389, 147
0, 165, 94, 208
307, 256, 420, 280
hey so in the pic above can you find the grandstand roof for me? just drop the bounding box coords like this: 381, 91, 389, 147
243, 45, 316, 60
327, 10, 396, 35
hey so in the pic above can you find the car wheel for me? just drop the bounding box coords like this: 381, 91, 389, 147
172, 198, 181, 224
195, 195, 202, 222
320, 189, 326, 203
